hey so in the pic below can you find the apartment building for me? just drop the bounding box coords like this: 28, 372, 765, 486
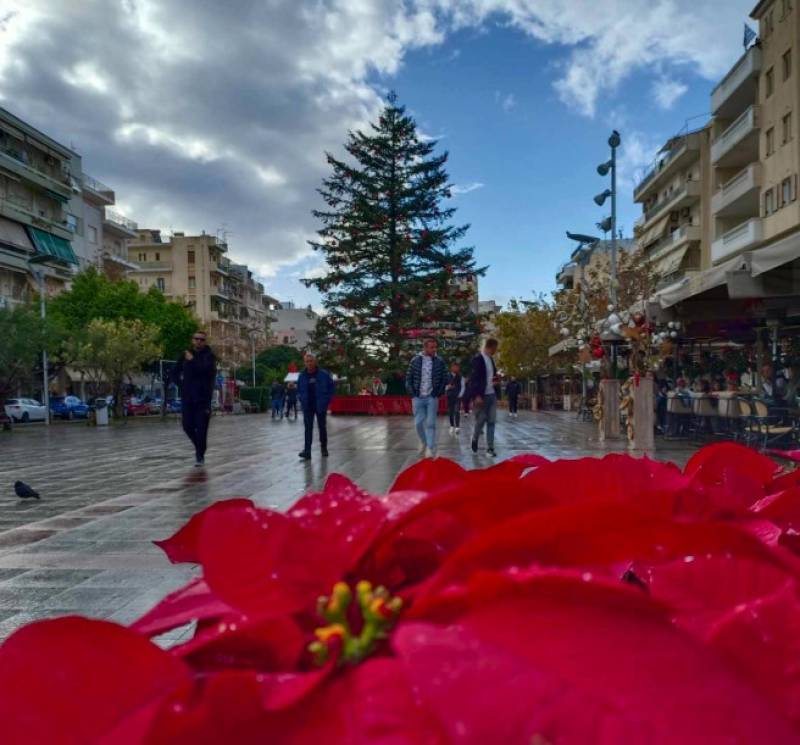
556, 238, 637, 292
127, 230, 274, 366
0, 107, 79, 307
633, 127, 711, 290
271, 305, 319, 349
646, 0, 800, 314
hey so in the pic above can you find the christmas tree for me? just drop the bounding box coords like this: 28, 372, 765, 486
303, 93, 485, 383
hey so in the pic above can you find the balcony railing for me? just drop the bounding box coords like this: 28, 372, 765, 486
711, 46, 762, 115
82, 174, 114, 200
103, 209, 138, 232
711, 105, 759, 164
647, 224, 701, 262
641, 181, 701, 225
634, 136, 694, 197
711, 217, 762, 263
711, 163, 761, 215
132, 261, 172, 271
0, 148, 72, 197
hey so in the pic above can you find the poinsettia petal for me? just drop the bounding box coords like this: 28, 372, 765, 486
708, 582, 800, 727
153, 499, 254, 564
131, 578, 235, 637
642, 555, 794, 636
418, 500, 800, 603
173, 615, 305, 673
389, 457, 467, 493
396, 571, 797, 743
0, 618, 190, 744
198, 505, 349, 616
752, 487, 800, 531
685, 442, 779, 487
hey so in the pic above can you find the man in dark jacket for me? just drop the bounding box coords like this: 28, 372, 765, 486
174, 330, 217, 466
506, 377, 522, 418
298, 352, 335, 460
405, 336, 447, 458
466, 338, 499, 456
445, 362, 465, 433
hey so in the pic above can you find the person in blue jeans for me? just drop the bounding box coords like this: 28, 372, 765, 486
405, 336, 447, 458
467, 338, 499, 457
270, 380, 284, 419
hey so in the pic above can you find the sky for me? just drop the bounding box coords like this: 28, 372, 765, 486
0, 0, 757, 310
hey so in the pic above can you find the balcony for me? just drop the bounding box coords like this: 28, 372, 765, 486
711, 218, 763, 263
647, 224, 702, 263
712, 163, 762, 218
0, 148, 72, 199
711, 46, 762, 118
639, 181, 701, 228
556, 262, 576, 287
103, 209, 138, 238
634, 132, 701, 203
82, 174, 115, 206
711, 105, 760, 167
131, 260, 173, 271
210, 262, 229, 276
0, 195, 72, 241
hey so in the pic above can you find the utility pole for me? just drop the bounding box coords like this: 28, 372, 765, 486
28, 260, 50, 426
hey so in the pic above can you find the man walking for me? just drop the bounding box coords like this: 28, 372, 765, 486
270, 379, 285, 419
467, 338, 499, 457
506, 376, 521, 418
174, 330, 216, 467
445, 361, 465, 434
298, 352, 335, 460
405, 336, 447, 458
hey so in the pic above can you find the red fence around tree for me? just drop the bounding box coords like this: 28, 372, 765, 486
329, 396, 448, 415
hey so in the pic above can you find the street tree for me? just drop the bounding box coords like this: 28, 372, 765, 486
303, 93, 484, 381
68, 318, 162, 416
49, 268, 197, 361
494, 298, 560, 379
0, 304, 55, 404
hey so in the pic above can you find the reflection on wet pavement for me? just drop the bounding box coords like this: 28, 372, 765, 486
0, 411, 697, 641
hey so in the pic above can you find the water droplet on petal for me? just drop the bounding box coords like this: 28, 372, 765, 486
683, 555, 695, 563
581, 572, 593, 582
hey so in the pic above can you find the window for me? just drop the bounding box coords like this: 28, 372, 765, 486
766, 67, 775, 97
138, 252, 146, 262
784, 49, 793, 80
188, 250, 195, 264
784, 112, 793, 143
765, 9, 775, 36
88, 225, 97, 244
766, 127, 776, 155
66, 214, 79, 233
188, 276, 196, 289
283, 336, 289, 344
781, 0, 793, 19
783, 177, 793, 206
155, 251, 160, 261
765, 187, 776, 215
156, 278, 165, 292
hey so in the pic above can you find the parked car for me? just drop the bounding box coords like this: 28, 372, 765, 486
167, 399, 182, 414
125, 398, 151, 416
146, 398, 164, 415
50, 396, 90, 420
4, 398, 48, 423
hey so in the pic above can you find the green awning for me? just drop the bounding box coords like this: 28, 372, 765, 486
26, 226, 78, 266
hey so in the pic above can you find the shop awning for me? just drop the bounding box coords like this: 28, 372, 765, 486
656, 254, 748, 308
0, 217, 34, 253
640, 215, 670, 248
748, 229, 800, 276
652, 246, 689, 278
25, 226, 78, 266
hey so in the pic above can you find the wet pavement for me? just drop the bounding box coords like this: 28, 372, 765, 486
0, 410, 697, 643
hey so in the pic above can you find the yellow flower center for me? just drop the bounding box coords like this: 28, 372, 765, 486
309, 580, 403, 666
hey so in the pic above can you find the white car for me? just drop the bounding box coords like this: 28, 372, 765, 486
4, 398, 48, 423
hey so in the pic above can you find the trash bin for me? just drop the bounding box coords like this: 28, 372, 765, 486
94, 398, 109, 426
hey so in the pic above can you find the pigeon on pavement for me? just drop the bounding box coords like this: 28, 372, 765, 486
14, 481, 40, 500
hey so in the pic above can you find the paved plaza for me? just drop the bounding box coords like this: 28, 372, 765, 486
0, 411, 696, 644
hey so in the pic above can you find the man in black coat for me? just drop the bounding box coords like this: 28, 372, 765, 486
174, 330, 217, 466
466, 338, 499, 456
506, 377, 522, 418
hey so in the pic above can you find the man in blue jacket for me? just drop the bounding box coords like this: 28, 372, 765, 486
405, 336, 447, 458
298, 352, 335, 460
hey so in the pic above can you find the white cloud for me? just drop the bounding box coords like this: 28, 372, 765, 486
653, 77, 689, 110
495, 90, 516, 111
451, 181, 485, 195
429, 0, 754, 117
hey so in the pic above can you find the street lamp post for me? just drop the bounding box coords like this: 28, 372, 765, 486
595, 130, 621, 309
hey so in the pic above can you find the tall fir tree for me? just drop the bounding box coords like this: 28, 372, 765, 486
303, 93, 485, 382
